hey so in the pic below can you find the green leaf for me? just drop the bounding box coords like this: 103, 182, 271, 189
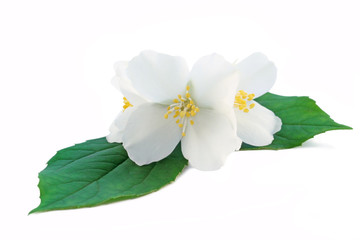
240, 93, 352, 150
30, 137, 187, 214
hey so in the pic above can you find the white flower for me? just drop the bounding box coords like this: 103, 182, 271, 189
233, 53, 282, 146
107, 51, 241, 171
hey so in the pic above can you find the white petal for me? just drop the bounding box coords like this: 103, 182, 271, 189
106, 107, 136, 143
181, 109, 241, 171
236, 52, 277, 97
111, 61, 146, 106
189, 53, 239, 111
234, 102, 282, 146
122, 103, 182, 165
127, 51, 189, 104
106, 122, 123, 143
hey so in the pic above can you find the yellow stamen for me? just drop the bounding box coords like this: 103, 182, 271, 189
180, 111, 186, 118
234, 90, 255, 113
122, 97, 133, 111
164, 85, 200, 137
248, 94, 255, 101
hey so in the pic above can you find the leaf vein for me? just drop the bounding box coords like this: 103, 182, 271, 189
41, 157, 124, 209
55, 145, 120, 170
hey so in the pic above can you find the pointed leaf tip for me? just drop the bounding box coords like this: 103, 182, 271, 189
31, 138, 187, 213
240, 93, 352, 150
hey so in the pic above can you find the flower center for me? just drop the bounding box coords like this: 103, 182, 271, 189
122, 97, 133, 111
164, 85, 200, 137
234, 90, 255, 113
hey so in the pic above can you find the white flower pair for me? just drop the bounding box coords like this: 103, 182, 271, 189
107, 51, 282, 171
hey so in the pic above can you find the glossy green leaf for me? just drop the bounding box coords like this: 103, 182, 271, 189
30, 138, 187, 213
240, 93, 351, 150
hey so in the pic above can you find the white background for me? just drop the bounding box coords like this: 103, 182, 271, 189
1, 0, 359, 239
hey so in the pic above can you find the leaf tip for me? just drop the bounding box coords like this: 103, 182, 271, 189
342, 125, 353, 130
28, 208, 38, 215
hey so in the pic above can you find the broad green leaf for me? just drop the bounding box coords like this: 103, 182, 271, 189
240, 93, 352, 150
30, 137, 187, 214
